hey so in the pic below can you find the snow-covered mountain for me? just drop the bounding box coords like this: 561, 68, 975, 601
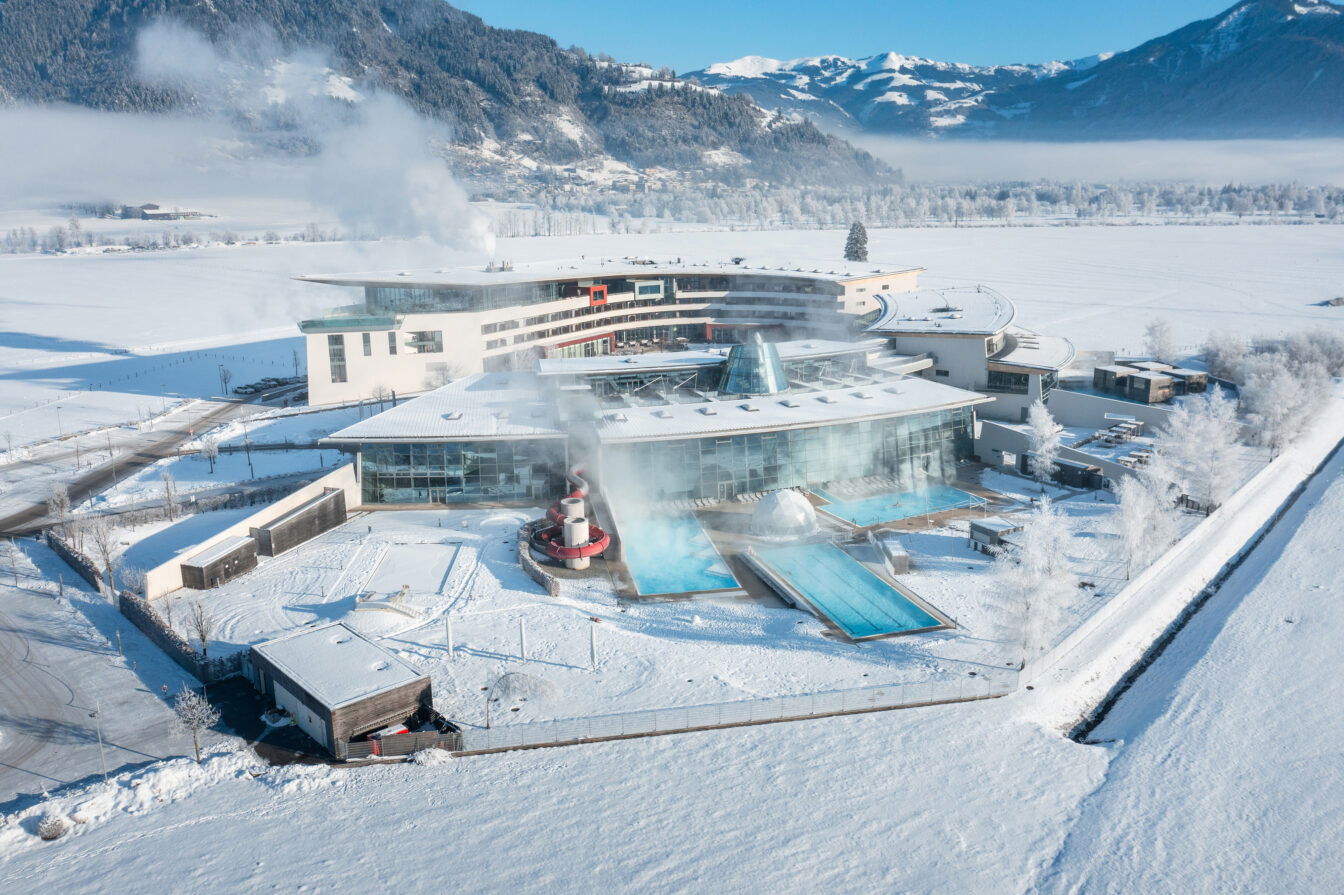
688, 52, 1103, 135
687, 0, 1344, 138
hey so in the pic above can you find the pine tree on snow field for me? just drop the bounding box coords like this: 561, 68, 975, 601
844, 222, 868, 262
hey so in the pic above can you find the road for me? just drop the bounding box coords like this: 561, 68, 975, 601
0, 398, 256, 536
0, 569, 191, 808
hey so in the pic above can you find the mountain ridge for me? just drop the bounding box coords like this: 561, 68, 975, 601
686, 0, 1344, 139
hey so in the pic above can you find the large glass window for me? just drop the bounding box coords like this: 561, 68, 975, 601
360, 440, 566, 505
387, 331, 398, 354
602, 408, 973, 502
986, 370, 1030, 394
407, 331, 444, 354
327, 334, 347, 383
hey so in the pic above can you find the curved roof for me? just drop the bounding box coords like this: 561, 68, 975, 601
296, 257, 921, 289
988, 327, 1077, 372
865, 287, 1016, 336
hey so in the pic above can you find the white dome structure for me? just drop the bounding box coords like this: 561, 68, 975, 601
751, 489, 818, 538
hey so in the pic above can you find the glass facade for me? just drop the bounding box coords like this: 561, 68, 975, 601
718, 332, 787, 395
603, 408, 974, 502
360, 440, 567, 504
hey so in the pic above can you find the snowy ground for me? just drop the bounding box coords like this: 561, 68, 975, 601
3, 222, 1343, 889
5, 444, 1343, 891
125, 456, 1228, 732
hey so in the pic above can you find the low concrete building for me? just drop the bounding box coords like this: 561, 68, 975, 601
246, 623, 431, 756
180, 535, 257, 590
251, 488, 347, 556
969, 517, 1023, 554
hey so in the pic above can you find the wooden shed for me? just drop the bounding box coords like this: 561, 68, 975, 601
180, 535, 258, 590
251, 488, 347, 557
246, 623, 432, 756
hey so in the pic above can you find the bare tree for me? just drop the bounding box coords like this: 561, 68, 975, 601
187, 599, 214, 658
219, 367, 233, 395
291, 348, 302, 377
120, 566, 147, 595
1026, 400, 1061, 491
46, 483, 72, 539
161, 470, 178, 521
199, 435, 220, 474
1143, 317, 1178, 365
86, 518, 120, 593
173, 686, 220, 763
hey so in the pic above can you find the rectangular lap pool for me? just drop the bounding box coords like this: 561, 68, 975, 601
814, 483, 984, 527
615, 511, 740, 596
752, 542, 944, 639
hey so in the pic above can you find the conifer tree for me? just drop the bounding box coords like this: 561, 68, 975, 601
843, 222, 868, 261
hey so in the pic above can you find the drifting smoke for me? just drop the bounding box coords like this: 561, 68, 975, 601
0, 20, 493, 254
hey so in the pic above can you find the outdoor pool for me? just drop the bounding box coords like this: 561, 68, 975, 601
753, 542, 944, 639
814, 483, 984, 527
615, 511, 740, 596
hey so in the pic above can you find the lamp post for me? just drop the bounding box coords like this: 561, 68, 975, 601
90, 700, 109, 783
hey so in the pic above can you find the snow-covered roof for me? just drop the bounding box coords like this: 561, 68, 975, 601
296, 257, 921, 289
988, 327, 1076, 372
594, 375, 990, 443
183, 535, 254, 568
865, 287, 1016, 336
325, 373, 566, 443
533, 338, 887, 377
251, 623, 426, 710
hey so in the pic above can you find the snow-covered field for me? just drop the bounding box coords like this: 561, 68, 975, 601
3, 221, 1343, 890
6, 443, 1343, 892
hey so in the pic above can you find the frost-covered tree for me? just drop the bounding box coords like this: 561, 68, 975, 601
199, 435, 220, 475
1144, 317, 1177, 365
1240, 353, 1331, 457
843, 222, 868, 262
994, 498, 1077, 667
87, 518, 119, 593
1026, 400, 1061, 491
173, 686, 220, 763
1151, 388, 1240, 512
161, 470, 178, 521
1114, 473, 1178, 578
46, 484, 71, 540
1202, 330, 1248, 381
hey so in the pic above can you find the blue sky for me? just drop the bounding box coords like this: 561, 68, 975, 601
454, 1, 1239, 71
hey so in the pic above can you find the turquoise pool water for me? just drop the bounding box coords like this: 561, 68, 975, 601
814, 483, 983, 527
754, 542, 942, 638
616, 511, 740, 596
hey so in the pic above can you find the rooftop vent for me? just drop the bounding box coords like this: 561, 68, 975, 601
443, 411, 463, 421
654, 409, 673, 419
609, 412, 628, 422
853, 391, 873, 400
818, 395, 838, 404
739, 403, 760, 412
698, 406, 718, 416
780, 398, 800, 408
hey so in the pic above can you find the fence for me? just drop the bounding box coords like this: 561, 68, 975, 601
448, 674, 1015, 756
46, 532, 103, 590
117, 590, 242, 683
338, 730, 463, 760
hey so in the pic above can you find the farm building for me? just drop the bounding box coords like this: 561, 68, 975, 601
246, 623, 431, 757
